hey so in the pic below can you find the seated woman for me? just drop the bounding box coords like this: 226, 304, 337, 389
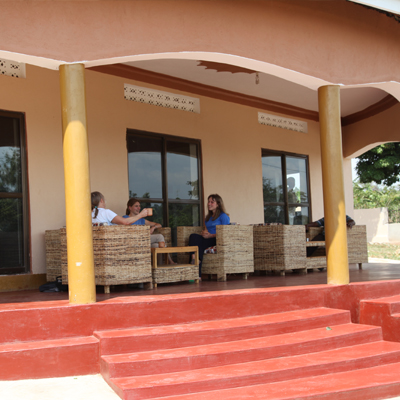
189, 194, 230, 277
91, 191, 148, 225
125, 198, 175, 264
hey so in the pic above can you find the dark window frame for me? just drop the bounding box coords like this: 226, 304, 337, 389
262, 148, 312, 225
0, 109, 30, 274
126, 129, 203, 227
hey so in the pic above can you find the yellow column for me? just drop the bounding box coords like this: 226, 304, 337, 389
318, 85, 349, 285
60, 64, 96, 304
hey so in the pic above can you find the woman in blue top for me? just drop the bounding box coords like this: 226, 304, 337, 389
125, 198, 175, 264
189, 194, 230, 277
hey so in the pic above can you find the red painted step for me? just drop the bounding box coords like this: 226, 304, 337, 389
101, 323, 382, 379
0, 336, 99, 380
95, 307, 350, 355
360, 294, 400, 342
110, 341, 400, 400
146, 362, 400, 400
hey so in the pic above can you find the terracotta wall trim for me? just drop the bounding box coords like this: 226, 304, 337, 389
342, 95, 398, 126
89, 64, 320, 122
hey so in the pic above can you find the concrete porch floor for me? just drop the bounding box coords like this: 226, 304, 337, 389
1, 259, 400, 400
1, 259, 400, 305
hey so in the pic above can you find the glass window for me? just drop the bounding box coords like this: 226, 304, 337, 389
169, 203, 200, 246
127, 130, 202, 246
167, 141, 199, 200
262, 150, 310, 225
262, 155, 283, 203
0, 112, 28, 274
127, 135, 163, 199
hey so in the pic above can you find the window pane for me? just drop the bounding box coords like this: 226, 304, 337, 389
169, 203, 200, 246
0, 116, 22, 193
292, 206, 310, 225
167, 141, 199, 200
262, 155, 283, 203
127, 135, 163, 199
0, 198, 24, 269
264, 205, 285, 224
286, 156, 308, 203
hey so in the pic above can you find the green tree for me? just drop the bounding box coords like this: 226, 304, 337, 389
353, 181, 400, 210
187, 179, 199, 199
0, 148, 22, 232
356, 143, 400, 186
0, 148, 21, 192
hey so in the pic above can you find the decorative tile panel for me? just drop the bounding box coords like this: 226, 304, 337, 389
258, 112, 308, 133
0, 59, 26, 78
124, 84, 200, 113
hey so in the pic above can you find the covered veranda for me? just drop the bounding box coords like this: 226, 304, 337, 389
2, 2, 400, 396
1, 0, 400, 300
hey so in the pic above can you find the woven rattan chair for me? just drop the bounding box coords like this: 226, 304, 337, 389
45, 229, 62, 282
58, 225, 153, 293
253, 225, 308, 275
347, 225, 368, 268
177, 225, 254, 281
307, 225, 368, 269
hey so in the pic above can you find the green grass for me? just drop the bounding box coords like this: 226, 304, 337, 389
368, 243, 400, 261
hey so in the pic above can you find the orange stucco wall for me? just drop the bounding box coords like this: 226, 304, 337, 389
0, 64, 339, 276
1, 1, 400, 89
0, 66, 64, 276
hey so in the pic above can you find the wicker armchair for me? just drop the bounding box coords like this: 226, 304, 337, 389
45, 230, 62, 282
51, 225, 153, 293
308, 225, 368, 269
253, 225, 308, 275
177, 225, 254, 281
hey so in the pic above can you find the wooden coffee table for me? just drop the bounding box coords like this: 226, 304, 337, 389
151, 246, 200, 287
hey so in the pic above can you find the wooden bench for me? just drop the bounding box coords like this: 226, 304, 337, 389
151, 246, 200, 287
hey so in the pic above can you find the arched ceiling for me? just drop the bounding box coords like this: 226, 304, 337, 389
0, 0, 399, 119
119, 55, 394, 118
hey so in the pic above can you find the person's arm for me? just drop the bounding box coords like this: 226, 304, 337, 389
200, 217, 208, 236
346, 217, 356, 228
219, 213, 230, 225
112, 209, 148, 225
145, 219, 162, 234
201, 218, 214, 238
202, 231, 216, 239
306, 221, 320, 229
202, 213, 230, 239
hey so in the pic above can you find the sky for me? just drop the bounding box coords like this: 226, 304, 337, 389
352, 159, 358, 181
